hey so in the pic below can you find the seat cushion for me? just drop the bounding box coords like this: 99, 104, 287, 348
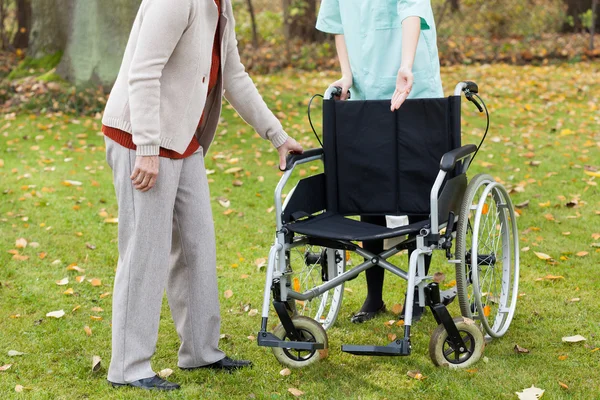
285, 212, 429, 241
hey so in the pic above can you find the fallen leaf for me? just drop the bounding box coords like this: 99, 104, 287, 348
248, 309, 258, 317
158, 368, 173, 378
224, 289, 233, 299
75, 275, 85, 283
544, 275, 564, 281
288, 388, 304, 397
562, 335, 586, 343
63, 288, 74, 295
62, 180, 82, 186
568, 298, 580, 303
391, 304, 403, 315
280, 368, 291, 376
407, 370, 425, 380
558, 355, 568, 360
56, 277, 69, 286
90, 278, 101, 287
46, 310, 65, 318
514, 344, 530, 354
91, 307, 104, 312
558, 382, 568, 389
0, 364, 12, 371
218, 198, 230, 208
533, 252, 552, 260
104, 217, 118, 224
90, 316, 102, 321
15, 238, 27, 248
388, 333, 397, 341
72, 305, 81, 312
516, 385, 545, 400
433, 272, 445, 283
92, 356, 101, 373
84, 326, 92, 336
15, 385, 32, 393
8, 350, 25, 356
575, 251, 588, 257
99, 292, 111, 298
225, 167, 243, 174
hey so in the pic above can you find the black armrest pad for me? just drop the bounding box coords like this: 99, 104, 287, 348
440, 144, 477, 172
283, 148, 324, 171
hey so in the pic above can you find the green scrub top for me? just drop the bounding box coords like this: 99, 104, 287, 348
316, 0, 443, 100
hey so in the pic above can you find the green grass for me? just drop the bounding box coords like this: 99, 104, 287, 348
7, 52, 63, 81
1, 63, 599, 399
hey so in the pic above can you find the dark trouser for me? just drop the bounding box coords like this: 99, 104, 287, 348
359, 215, 432, 312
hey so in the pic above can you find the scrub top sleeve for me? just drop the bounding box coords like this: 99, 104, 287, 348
316, 0, 344, 34
397, 0, 432, 29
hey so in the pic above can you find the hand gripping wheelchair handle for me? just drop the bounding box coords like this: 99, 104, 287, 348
324, 86, 351, 100
281, 148, 324, 171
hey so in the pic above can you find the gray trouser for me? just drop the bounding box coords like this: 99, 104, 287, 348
105, 137, 224, 384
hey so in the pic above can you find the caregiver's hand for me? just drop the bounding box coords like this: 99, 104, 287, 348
277, 137, 304, 170
391, 67, 414, 111
330, 75, 352, 100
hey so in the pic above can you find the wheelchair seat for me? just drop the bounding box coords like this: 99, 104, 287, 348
286, 212, 429, 241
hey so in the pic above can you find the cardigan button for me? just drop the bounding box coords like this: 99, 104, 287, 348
202, 76, 206, 83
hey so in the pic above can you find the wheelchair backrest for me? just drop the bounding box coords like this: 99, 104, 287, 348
322, 96, 462, 218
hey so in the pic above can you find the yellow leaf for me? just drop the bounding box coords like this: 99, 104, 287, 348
534, 252, 552, 260
387, 333, 397, 341
538, 201, 551, 207
104, 218, 118, 224
545, 275, 564, 280
559, 128, 574, 136
391, 304, 403, 315
559, 382, 569, 390
63, 288, 74, 295
67, 264, 85, 273
224, 289, 233, 299
292, 277, 300, 292
72, 305, 81, 312
575, 251, 588, 257
15, 238, 27, 248
46, 309, 65, 318
91, 307, 104, 312
407, 370, 425, 380
558, 355, 568, 360
584, 170, 600, 178
483, 305, 491, 317
287, 388, 304, 397
56, 277, 69, 286
90, 316, 102, 321
84, 326, 92, 336
90, 278, 102, 287
99, 292, 111, 299
75, 275, 86, 283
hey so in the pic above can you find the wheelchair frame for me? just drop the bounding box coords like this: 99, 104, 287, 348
257, 82, 518, 368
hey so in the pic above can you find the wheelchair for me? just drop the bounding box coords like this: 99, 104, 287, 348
256, 82, 519, 369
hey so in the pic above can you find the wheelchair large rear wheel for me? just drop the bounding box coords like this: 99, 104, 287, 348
455, 173, 519, 338
280, 245, 345, 330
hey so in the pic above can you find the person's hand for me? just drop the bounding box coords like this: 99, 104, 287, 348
277, 137, 303, 170
131, 155, 159, 192
391, 67, 414, 111
330, 75, 352, 100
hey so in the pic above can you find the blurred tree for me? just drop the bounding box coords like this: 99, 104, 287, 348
246, 0, 259, 48
282, 0, 320, 41
28, 0, 140, 87
450, 0, 460, 12
563, 0, 600, 31
12, 0, 30, 50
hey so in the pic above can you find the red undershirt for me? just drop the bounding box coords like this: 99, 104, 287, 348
102, 0, 222, 159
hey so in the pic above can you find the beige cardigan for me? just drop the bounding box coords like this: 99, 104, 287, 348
102, 0, 289, 156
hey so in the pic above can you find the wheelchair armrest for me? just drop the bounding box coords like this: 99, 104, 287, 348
282, 148, 324, 171
440, 144, 477, 172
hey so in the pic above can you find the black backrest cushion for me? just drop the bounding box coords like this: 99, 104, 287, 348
323, 96, 461, 216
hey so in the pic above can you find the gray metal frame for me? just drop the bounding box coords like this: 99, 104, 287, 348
260, 82, 478, 330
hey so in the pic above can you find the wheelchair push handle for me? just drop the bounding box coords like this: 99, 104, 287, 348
324, 86, 351, 100
454, 81, 483, 112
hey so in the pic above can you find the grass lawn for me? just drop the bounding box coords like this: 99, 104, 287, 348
1, 63, 599, 399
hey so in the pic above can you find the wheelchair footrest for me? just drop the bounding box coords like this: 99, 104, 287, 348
257, 331, 325, 351
341, 339, 411, 356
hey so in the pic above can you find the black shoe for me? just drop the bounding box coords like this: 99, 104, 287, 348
400, 303, 425, 323
350, 302, 386, 324
181, 356, 252, 371
108, 375, 180, 391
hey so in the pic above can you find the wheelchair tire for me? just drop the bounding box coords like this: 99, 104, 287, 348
271, 316, 329, 368
280, 246, 345, 331
455, 173, 519, 339
429, 316, 485, 369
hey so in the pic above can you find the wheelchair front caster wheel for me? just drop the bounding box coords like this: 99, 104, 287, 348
272, 316, 329, 368
428, 316, 485, 369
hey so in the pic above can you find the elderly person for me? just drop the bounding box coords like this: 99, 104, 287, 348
102, 0, 302, 391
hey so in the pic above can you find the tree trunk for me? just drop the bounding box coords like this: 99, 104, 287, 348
450, 0, 460, 13
245, 0, 259, 48
0, 0, 10, 50
563, 0, 600, 32
13, 0, 31, 50
28, 0, 71, 58
55, 0, 141, 87
591, 0, 598, 50
282, 0, 321, 42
